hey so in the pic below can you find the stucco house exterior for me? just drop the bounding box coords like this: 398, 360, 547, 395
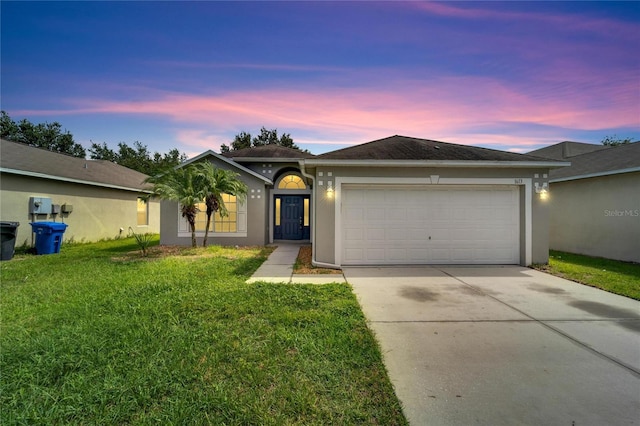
161, 135, 566, 266
0, 139, 160, 247
529, 141, 640, 263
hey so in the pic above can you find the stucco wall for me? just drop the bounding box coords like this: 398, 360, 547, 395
0, 173, 160, 246
549, 172, 639, 263
310, 165, 552, 266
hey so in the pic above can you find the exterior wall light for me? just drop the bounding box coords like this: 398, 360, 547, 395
535, 182, 549, 200
326, 181, 334, 199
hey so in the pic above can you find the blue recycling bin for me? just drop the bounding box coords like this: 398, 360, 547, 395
30, 222, 68, 255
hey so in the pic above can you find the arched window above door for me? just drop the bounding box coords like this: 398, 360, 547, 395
277, 174, 306, 190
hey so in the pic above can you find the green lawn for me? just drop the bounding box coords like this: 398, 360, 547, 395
538, 250, 640, 300
1, 237, 406, 425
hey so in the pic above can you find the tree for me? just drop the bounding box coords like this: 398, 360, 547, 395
144, 164, 205, 247
601, 135, 633, 146
252, 127, 295, 148
193, 162, 248, 247
220, 131, 252, 153
220, 127, 305, 152
1, 111, 86, 158
88, 141, 118, 162
89, 140, 188, 175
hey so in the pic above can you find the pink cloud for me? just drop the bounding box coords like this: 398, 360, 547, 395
14, 71, 638, 152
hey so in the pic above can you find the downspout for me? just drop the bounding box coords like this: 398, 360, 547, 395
299, 160, 341, 270
299, 160, 317, 264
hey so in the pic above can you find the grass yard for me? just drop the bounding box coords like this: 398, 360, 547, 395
1, 237, 406, 425
536, 250, 640, 300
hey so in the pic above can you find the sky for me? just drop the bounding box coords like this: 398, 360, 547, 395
1, 1, 639, 158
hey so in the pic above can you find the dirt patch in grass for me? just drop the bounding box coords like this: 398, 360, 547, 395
112, 245, 274, 262
294, 245, 342, 274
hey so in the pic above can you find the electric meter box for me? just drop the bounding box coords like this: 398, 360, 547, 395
29, 197, 52, 215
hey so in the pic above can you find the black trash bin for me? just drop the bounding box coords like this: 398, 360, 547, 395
0, 221, 20, 261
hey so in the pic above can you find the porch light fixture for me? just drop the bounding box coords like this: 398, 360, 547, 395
326, 181, 334, 199
535, 182, 549, 200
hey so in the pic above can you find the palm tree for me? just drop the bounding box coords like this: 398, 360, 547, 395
145, 164, 205, 247
194, 162, 248, 247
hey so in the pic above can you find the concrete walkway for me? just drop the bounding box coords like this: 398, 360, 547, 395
246, 243, 346, 284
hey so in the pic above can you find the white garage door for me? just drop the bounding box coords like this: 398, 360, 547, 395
341, 185, 520, 265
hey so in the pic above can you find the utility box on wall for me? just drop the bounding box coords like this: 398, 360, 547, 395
29, 197, 52, 215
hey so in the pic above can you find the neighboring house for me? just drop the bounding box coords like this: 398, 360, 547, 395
529, 141, 640, 263
0, 139, 160, 247
161, 135, 566, 266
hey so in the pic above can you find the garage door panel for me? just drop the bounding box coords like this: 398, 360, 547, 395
344, 228, 363, 241
345, 207, 364, 221
432, 248, 452, 262
452, 249, 474, 262
388, 208, 407, 220
407, 208, 425, 221
388, 248, 408, 261
408, 249, 429, 261
367, 228, 385, 240
344, 248, 363, 262
366, 248, 385, 261
364, 190, 385, 203
363, 210, 382, 222
407, 228, 429, 240
342, 185, 519, 265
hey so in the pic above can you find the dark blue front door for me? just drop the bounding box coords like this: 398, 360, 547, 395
281, 196, 303, 240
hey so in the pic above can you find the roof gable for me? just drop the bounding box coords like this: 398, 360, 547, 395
1, 139, 150, 191
317, 135, 554, 162
180, 150, 272, 184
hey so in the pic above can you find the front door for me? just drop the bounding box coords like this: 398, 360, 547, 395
281, 196, 304, 240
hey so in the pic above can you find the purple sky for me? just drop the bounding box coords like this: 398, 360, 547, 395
2, 1, 638, 158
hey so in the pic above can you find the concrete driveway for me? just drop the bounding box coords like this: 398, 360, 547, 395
344, 266, 640, 426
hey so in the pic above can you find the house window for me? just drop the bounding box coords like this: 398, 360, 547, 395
275, 198, 281, 226
137, 198, 148, 226
193, 194, 238, 232
278, 174, 306, 190
178, 194, 247, 237
303, 198, 309, 226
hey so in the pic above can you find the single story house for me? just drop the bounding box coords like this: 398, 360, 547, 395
161, 135, 566, 267
529, 141, 639, 263
0, 139, 160, 247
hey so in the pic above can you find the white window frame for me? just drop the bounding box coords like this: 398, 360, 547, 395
177, 199, 247, 238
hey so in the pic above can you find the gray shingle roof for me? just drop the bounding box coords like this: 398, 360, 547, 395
528, 141, 611, 161
543, 142, 640, 181
222, 145, 315, 159
1, 139, 150, 191
316, 135, 556, 162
